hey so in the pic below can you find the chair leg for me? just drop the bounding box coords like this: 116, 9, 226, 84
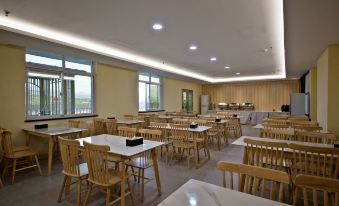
105, 187, 111, 206
34, 155, 42, 175
2, 158, 8, 179
57, 175, 67, 202
130, 165, 137, 182
127, 177, 136, 206
137, 168, 141, 183
141, 168, 145, 202
84, 182, 93, 206
11, 159, 16, 184
77, 178, 82, 206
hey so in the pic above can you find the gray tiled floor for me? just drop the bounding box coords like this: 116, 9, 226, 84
0, 125, 260, 206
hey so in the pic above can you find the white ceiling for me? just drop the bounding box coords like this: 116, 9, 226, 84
0, 0, 286, 82
284, 0, 339, 78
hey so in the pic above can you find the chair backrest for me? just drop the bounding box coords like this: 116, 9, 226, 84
1, 130, 14, 157
105, 119, 117, 135
172, 118, 189, 125
290, 120, 318, 127
270, 115, 289, 120
264, 119, 289, 125
138, 129, 162, 142
58, 137, 81, 177
217, 161, 290, 203
293, 174, 339, 206
117, 126, 137, 138
193, 119, 208, 126
289, 143, 339, 178
244, 138, 289, 170
260, 128, 295, 140
169, 124, 189, 140
68, 120, 80, 128
295, 131, 336, 144
93, 118, 106, 135
83, 141, 111, 186
293, 125, 323, 132
262, 123, 290, 130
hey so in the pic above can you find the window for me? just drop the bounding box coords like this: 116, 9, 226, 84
138, 73, 162, 111
182, 89, 193, 112
25, 48, 94, 120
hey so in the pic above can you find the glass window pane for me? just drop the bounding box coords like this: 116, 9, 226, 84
26, 72, 62, 116
149, 84, 159, 110
139, 73, 149, 81
26, 48, 62, 67
65, 56, 92, 73
139, 82, 147, 111
64, 75, 92, 115
151, 75, 160, 83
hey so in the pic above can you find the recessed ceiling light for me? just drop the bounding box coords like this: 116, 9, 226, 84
210, 57, 217, 61
189, 45, 197, 50
225, 66, 231, 69
236, 72, 240, 75
152, 23, 163, 30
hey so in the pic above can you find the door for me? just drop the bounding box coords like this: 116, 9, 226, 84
182, 89, 193, 112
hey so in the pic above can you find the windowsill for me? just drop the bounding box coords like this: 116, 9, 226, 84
24, 114, 98, 122
138, 110, 165, 113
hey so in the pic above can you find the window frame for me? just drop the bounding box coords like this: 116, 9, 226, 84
25, 51, 95, 121
138, 73, 163, 112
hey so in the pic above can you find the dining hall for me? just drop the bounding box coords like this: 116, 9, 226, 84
0, 0, 339, 206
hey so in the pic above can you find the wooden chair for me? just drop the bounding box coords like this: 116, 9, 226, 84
289, 143, 339, 179
93, 118, 106, 135
117, 127, 137, 138
105, 119, 117, 135
217, 161, 290, 203
57, 137, 88, 206
83, 141, 135, 206
172, 118, 189, 125
290, 120, 318, 127
124, 114, 136, 120
293, 174, 339, 206
289, 116, 309, 121
264, 119, 290, 125
207, 122, 224, 150
225, 118, 242, 138
1, 130, 42, 183
244, 138, 289, 171
168, 124, 194, 168
293, 125, 323, 132
295, 131, 336, 144
262, 123, 290, 130
68, 120, 80, 128
79, 121, 93, 137
126, 129, 162, 202
260, 128, 295, 140
270, 115, 289, 120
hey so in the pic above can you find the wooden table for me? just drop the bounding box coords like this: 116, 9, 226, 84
77, 135, 164, 206
232, 135, 335, 164
149, 124, 211, 168
158, 179, 290, 206
117, 119, 145, 128
23, 127, 87, 176
157, 115, 175, 123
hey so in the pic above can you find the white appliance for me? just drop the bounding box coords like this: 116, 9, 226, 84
201, 95, 209, 114
290, 93, 309, 116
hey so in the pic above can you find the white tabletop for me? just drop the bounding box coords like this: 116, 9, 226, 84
158, 179, 290, 206
158, 115, 175, 119
77, 134, 163, 157
149, 124, 211, 132
23, 127, 86, 136
117, 119, 145, 125
207, 120, 229, 124
232, 136, 334, 149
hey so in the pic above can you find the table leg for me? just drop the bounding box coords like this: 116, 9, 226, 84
194, 140, 199, 168
204, 131, 211, 160
151, 148, 162, 195
121, 159, 126, 206
48, 137, 54, 176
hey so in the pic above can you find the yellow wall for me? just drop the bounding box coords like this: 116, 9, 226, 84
202, 80, 299, 111
95, 63, 138, 118
309, 67, 317, 121
316, 44, 339, 136
327, 44, 339, 136
0, 44, 203, 154
163, 77, 202, 113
